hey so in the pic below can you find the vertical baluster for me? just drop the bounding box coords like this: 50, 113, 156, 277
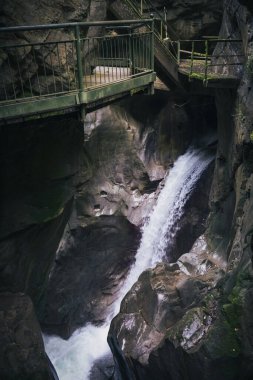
49, 47, 57, 93
204, 39, 209, 85
56, 43, 64, 92
190, 41, 194, 78
110, 37, 114, 81
71, 41, 77, 90
177, 41, 181, 65
7, 52, 17, 99
118, 36, 121, 79
16, 47, 25, 98
121, 35, 125, 79
150, 18, 154, 71
32, 46, 42, 96
75, 25, 84, 92
145, 33, 147, 69
105, 37, 109, 83
94, 38, 98, 86
75, 25, 85, 119
64, 42, 71, 91
42, 44, 49, 94
114, 36, 119, 80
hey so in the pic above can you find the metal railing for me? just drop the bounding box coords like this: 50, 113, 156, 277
174, 38, 244, 84
120, 0, 179, 63
0, 19, 154, 105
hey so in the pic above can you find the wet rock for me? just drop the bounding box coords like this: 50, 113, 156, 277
0, 116, 84, 309
41, 216, 140, 339
167, 161, 215, 262
108, 236, 250, 380
0, 292, 56, 380
90, 353, 121, 380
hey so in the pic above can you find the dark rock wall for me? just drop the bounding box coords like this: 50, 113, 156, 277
134, 0, 223, 40
41, 216, 140, 339
0, 115, 84, 378
0, 292, 55, 380
0, 116, 84, 305
1, 0, 248, 379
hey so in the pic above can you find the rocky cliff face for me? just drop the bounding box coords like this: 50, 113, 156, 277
40, 92, 216, 338
108, 2, 253, 380
1, 0, 251, 379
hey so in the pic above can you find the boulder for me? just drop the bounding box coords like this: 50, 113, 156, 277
0, 292, 57, 380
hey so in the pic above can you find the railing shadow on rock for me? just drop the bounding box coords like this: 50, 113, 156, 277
0, 19, 155, 121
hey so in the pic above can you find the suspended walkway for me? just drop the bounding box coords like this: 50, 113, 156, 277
0, 11, 244, 123
0, 20, 156, 123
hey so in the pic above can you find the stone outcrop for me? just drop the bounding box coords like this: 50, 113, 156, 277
165, 0, 223, 39
0, 292, 56, 380
108, 1, 253, 379
41, 216, 140, 339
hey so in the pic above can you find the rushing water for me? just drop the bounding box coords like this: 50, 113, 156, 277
44, 146, 214, 380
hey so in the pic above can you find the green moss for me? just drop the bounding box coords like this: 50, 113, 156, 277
205, 316, 241, 359
165, 307, 204, 347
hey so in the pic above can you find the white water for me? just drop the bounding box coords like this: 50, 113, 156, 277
44, 146, 214, 380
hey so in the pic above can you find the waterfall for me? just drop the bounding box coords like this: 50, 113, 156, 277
44, 146, 214, 380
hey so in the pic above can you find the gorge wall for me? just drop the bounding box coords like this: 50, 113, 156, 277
108, 2, 253, 380
1, 0, 252, 380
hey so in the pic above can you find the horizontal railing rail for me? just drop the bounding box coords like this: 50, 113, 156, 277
0, 19, 154, 107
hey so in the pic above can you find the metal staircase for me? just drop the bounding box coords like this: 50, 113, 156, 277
108, 0, 182, 90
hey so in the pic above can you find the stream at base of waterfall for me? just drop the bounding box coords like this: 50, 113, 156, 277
43, 144, 215, 380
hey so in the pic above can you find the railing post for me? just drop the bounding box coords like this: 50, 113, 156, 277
75, 25, 85, 120
204, 39, 209, 85
150, 17, 154, 71
140, 0, 143, 15
190, 41, 194, 78
129, 28, 134, 75
164, 7, 168, 40
177, 41, 181, 65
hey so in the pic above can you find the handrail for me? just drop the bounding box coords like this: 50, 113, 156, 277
0, 19, 153, 33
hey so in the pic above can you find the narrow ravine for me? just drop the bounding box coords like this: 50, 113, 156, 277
43, 145, 214, 380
